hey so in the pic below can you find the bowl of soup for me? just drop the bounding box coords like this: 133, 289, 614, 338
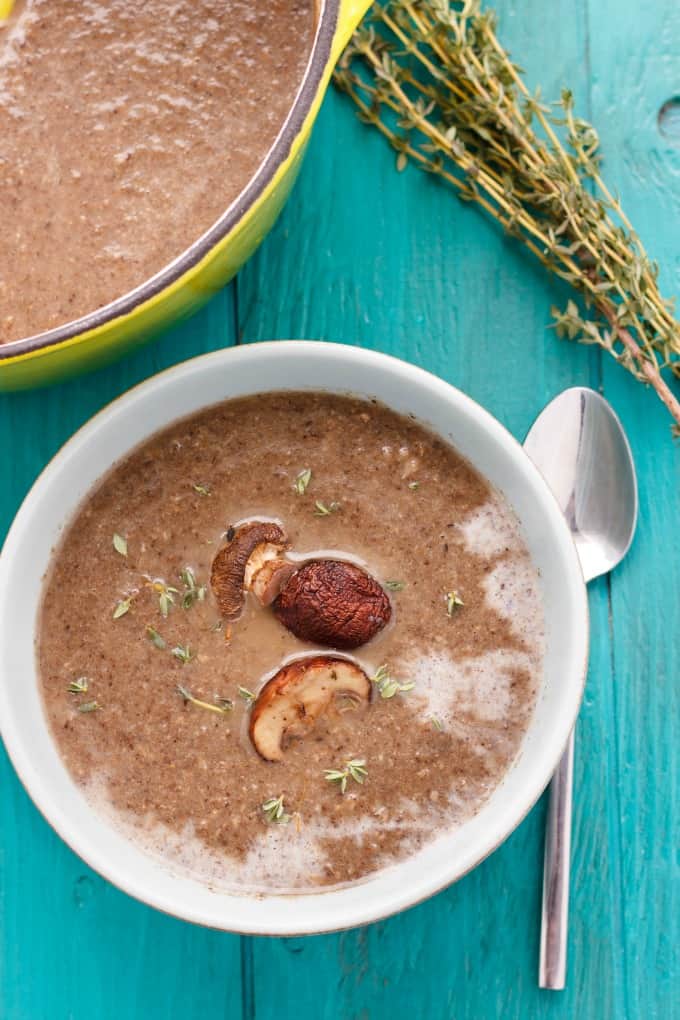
0, 1, 370, 389
0, 341, 588, 933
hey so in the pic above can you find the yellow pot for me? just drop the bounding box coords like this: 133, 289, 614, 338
0, 0, 370, 390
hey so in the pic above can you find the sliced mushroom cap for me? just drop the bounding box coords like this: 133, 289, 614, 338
249, 655, 371, 761
211, 521, 287, 618
273, 559, 392, 649
250, 557, 299, 607
244, 542, 286, 589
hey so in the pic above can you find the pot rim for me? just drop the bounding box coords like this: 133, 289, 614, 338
0, 1, 339, 361
0, 341, 589, 934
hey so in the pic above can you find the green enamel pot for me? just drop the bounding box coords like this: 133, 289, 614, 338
0, 0, 371, 390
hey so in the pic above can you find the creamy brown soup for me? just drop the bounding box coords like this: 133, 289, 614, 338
39, 392, 545, 891
0, 0, 315, 343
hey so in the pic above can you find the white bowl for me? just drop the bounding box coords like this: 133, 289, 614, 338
0, 342, 588, 934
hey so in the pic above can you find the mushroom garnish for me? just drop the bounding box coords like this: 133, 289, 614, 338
211, 522, 393, 650
249, 655, 371, 762
210, 521, 288, 618
250, 556, 298, 607
273, 560, 392, 649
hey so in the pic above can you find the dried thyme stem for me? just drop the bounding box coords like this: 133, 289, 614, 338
335, 0, 680, 436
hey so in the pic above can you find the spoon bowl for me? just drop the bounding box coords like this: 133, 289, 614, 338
524, 387, 638, 584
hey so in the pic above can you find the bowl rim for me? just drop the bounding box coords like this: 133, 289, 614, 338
0, 341, 589, 933
0, 1, 339, 361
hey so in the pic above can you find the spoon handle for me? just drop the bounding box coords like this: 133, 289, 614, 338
539, 728, 574, 989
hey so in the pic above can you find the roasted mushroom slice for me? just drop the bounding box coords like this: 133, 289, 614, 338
250, 557, 298, 607
211, 521, 287, 618
249, 655, 371, 761
273, 560, 392, 649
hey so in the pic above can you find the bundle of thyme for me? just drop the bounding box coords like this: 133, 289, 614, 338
334, 0, 680, 435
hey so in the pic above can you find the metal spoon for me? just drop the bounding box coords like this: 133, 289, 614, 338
523, 387, 638, 990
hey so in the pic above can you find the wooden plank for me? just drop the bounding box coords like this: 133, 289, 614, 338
235, 2, 641, 1015
0, 288, 244, 1020
587, 1, 680, 1016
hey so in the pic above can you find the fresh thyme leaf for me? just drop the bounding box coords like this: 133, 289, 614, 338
179, 567, 207, 610
324, 769, 349, 794
371, 663, 415, 699
77, 700, 100, 714
314, 500, 341, 516
180, 567, 196, 589
146, 625, 166, 650
262, 795, 291, 824
67, 677, 89, 694
347, 759, 368, 783
238, 685, 256, 704
384, 580, 405, 591
112, 533, 128, 557
171, 644, 193, 665
211, 619, 224, 632
294, 468, 312, 495
446, 591, 465, 616
176, 684, 232, 715
408, 481, 420, 490
431, 715, 444, 731
192, 483, 211, 497
214, 697, 234, 712
151, 580, 179, 618
324, 758, 368, 794
113, 596, 133, 620
372, 663, 390, 686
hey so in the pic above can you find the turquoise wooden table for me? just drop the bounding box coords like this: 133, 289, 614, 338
1, 1, 678, 1017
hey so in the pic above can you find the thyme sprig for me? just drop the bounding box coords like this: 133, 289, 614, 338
446, 590, 464, 615
113, 595, 134, 620
238, 685, 256, 704
179, 567, 207, 609
262, 795, 291, 824
314, 500, 341, 516
335, 0, 680, 435
324, 758, 368, 794
67, 677, 89, 694
171, 644, 193, 665
146, 625, 167, 649
371, 663, 416, 699
294, 468, 312, 495
177, 684, 233, 715
147, 579, 179, 618
112, 533, 128, 557
77, 700, 100, 714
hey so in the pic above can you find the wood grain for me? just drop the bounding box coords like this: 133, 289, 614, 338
588, 2, 680, 1017
1, 1, 678, 1016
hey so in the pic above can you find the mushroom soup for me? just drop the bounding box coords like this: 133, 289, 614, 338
38, 392, 545, 891
0, 0, 315, 344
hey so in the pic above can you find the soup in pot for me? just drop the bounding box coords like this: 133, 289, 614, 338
0, 0, 315, 343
